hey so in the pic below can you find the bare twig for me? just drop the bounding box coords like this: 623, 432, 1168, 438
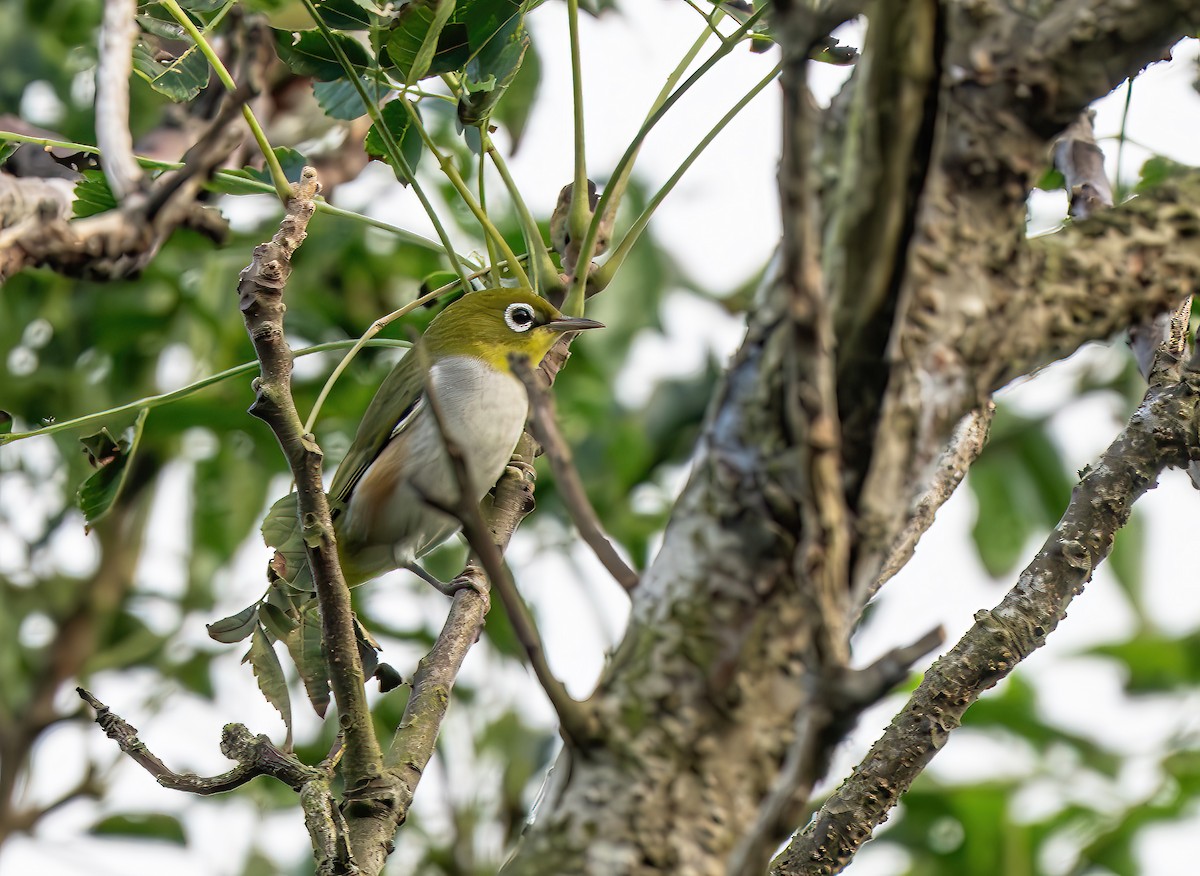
511, 355, 638, 593
772, 373, 1200, 876
77, 688, 321, 794
0, 84, 242, 282
410, 340, 600, 748
95, 0, 143, 203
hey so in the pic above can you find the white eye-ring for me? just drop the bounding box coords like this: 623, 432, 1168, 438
504, 302, 536, 332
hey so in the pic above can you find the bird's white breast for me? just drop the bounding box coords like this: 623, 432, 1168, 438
339, 355, 528, 573
419, 355, 529, 497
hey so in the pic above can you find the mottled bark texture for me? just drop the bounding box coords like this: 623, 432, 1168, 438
502, 2, 1200, 875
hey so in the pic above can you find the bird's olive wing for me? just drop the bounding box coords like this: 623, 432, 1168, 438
328, 351, 426, 508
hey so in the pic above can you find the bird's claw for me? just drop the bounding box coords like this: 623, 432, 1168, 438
434, 569, 489, 607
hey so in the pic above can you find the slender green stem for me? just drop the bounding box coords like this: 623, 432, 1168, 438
159, 0, 291, 202
0, 131, 479, 263
1115, 77, 1134, 201
477, 149, 501, 285
483, 133, 562, 298
0, 340, 409, 446
563, 5, 765, 314
399, 100, 531, 289
595, 63, 780, 291
303, 264, 501, 432
563, 0, 591, 283
299, 0, 471, 291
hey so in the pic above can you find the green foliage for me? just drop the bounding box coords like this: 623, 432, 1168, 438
90, 812, 188, 845
73, 168, 118, 218
132, 38, 210, 102
273, 27, 372, 80
76, 409, 149, 530
245, 623, 294, 744
968, 406, 1073, 578
364, 99, 425, 182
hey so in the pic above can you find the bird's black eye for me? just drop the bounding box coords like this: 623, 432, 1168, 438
504, 302, 536, 333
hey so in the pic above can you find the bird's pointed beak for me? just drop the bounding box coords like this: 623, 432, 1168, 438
546, 316, 604, 333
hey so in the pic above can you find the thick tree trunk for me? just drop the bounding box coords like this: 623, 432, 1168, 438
502, 3, 1200, 874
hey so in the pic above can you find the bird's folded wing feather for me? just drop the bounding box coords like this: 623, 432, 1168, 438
328, 351, 426, 509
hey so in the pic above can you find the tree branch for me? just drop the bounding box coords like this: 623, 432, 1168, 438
78, 688, 322, 794
385, 435, 541, 822
511, 355, 638, 593
773, 370, 1200, 876
236, 168, 388, 866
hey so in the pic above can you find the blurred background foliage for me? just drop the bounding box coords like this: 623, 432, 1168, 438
1, 1, 1199, 874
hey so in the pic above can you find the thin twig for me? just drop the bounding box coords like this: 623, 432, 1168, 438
77, 688, 321, 793
511, 355, 638, 593
385, 433, 540, 814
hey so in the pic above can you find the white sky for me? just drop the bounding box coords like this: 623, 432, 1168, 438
4, 5, 1200, 875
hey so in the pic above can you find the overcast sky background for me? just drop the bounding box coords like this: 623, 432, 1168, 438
5, 3, 1200, 874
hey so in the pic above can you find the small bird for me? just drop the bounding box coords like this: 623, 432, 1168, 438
265, 288, 602, 594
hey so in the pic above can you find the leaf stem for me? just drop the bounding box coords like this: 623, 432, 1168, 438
563, 5, 765, 313
159, 0, 291, 202
478, 145, 502, 286
563, 0, 590, 298
594, 62, 781, 290
0, 340, 409, 446
399, 100, 531, 289
483, 132, 562, 298
298, 0, 471, 290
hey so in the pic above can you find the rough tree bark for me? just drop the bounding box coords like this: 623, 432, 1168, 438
501, 2, 1200, 874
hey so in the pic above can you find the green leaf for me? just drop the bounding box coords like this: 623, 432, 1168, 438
135, 15, 187, 40
1035, 167, 1065, 192
259, 600, 298, 641
132, 40, 210, 102
355, 616, 381, 680
1136, 155, 1190, 193
73, 169, 117, 218
90, 812, 187, 845
458, 14, 528, 129
312, 77, 386, 120
364, 99, 424, 184
1089, 632, 1200, 693
244, 624, 293, 746
207, 604, 259, 644
0, 411, 12, 435
77, 409, 148, 531
285, 604, 330, 716
177, 0, 229, 11
310, 0, 379, 30
490, 32, 539, 152
262, 492, 301, 548
273, 27, 371, 81
385, 0, 469, 82
410, 0, 458, 85
967, 451, 1029, 578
